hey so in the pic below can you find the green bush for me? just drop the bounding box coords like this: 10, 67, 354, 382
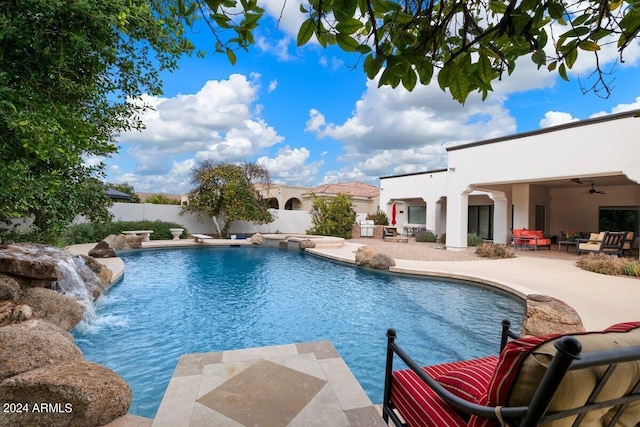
475, 243, 515, 259
623, 261, 640, 277
415, 230, 437, 243
366, 210, 389, 226
576, 253, 628, 276
467, 233, 484, 247
307, 194, 357, 239
62, 220, 189, 245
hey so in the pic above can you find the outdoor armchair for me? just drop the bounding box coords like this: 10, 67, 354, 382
383, 320, 640, 427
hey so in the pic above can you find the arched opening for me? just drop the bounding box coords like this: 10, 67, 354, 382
267, 198, 279, 209
285, 198, 302, 210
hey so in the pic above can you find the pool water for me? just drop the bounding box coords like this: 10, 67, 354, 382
72, 247, 524, 418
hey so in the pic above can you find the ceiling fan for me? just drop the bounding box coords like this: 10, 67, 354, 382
585, 183, 606, 195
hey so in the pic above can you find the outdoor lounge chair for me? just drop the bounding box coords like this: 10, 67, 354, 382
576, 231, 627, 256
511, 229, 551, 251
382, 320, 640, 427
623, 232, 636, 256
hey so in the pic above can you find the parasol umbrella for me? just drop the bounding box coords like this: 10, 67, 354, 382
391, 202, 397, 225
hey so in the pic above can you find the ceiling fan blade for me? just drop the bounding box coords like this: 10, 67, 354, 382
571, 178, 583, 184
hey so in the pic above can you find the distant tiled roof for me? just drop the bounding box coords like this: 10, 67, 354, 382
311, 181, 379, 198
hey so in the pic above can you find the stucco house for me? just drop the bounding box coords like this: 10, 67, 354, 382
380, 110, 640, 252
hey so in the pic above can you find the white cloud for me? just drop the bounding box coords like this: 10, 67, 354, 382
539, 111, 579, 128
309, 74, 517, 183
257, 147, 323, 185
109, 75, 285, 193
268, 79, 278, 93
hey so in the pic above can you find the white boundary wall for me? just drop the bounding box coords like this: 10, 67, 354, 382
109, 203, 312, 235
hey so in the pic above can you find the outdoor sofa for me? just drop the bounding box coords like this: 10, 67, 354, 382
576, 231, 628, 256
382, 320, 640, 427
511, 229, 551, 251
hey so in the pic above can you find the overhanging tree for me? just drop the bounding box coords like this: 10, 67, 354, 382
185, 0, 640, 103
182, 161, 274, 237
0, 0, 195, 237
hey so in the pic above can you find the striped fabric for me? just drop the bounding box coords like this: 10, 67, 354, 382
391, 356, 497, 427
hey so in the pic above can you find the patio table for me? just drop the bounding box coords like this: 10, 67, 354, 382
558, 240, 577, 252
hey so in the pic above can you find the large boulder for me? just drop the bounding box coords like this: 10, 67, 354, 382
521, 294, 586, 336
369, 253, 396, 269
0, 361, 132, 427
88, 241, 116, 258
0, 274, 21, 301
0, 243, 60, 282
17, 287, 83, 330
298, 239, 316, 250
249, 233, 264, 245
12, 318, 75, 342
124, 234, 144, 249
355, 246, 377, 266
0, 323, 83, 381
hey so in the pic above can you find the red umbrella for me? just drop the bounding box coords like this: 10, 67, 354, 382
391, 202, 397, 225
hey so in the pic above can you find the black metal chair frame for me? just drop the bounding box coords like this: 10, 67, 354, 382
383, 320, 640, 427
575, 231, 627, 256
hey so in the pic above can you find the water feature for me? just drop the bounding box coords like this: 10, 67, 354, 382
53, 256, 100, 324
71, 246, 525, 418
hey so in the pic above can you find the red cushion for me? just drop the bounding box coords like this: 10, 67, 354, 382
536, 238, 551, 246
532, 230, 544, 238
468, 321, 640, 427
436, 357, 497, 403
392, 370, 467, 427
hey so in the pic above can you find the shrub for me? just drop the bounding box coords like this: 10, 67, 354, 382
467, 233, 484, 247
307, 193, 357, 239
415, 230, 437, 243
475, 243, 515, 259
366, 210, 389, 226
623, 261, 640, 277
62, 220, 188, 245
576, 253, 628, 276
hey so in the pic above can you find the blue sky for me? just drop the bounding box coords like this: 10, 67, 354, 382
102, 8, 640, 194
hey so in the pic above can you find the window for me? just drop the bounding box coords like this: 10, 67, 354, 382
407, 206, 426, 224
599, 206, 639, 235
468, 205, 493, 240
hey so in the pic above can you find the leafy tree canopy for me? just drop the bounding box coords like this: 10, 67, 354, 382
145, 193, 182, 205
307, 193, 357, 238
182, 161, 274, 237
0, 0, 194, 236
186, 0, 640, 103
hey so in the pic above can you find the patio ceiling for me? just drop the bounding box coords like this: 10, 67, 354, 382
472, 173, 638, 193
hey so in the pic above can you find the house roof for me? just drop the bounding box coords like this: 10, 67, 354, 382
310, 181, 380, 198
105, 188, 132, 200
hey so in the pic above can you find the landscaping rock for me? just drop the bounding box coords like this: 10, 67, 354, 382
355, 246, 377, 266
0, 243, 60, 282
249, 233, 264, 245
0, 361, 132, 427
299, 239, 316, 250
124, 234, 144, 249
521, 294, 586, 336
369, 253, 396, 269
0, 323, 83, 381
12, 319, 75, 342
17, 287, 83, 331
0, 274, 21, 301
88, 240, 116, 258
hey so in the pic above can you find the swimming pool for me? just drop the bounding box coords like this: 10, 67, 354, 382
72, 247, 524, 418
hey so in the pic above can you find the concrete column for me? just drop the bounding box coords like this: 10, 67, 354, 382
426, 200, 437, 233
445, 188, 471, 251
489, 192, 509, 245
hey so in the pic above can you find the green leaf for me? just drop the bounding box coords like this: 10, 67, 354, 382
299, 4, 308, 13
401, 67, 417, 91
336, 33, 359, 51
565, 46, 578, 69
336, 18, 363, 35
416, 61, 433, 85
489, 1, 507, 14
548, 2, 564, 20
560, 26, 590, 38
578, 40, 600, 51
226, 48, 236, 65
364, 54, 383, 79
558, 63, 569, 81
477, 54, 494, 84
297, 18, 315, 46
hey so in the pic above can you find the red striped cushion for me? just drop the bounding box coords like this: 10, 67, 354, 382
436, 356, 498, 403
468, 321, 640, 427
392, 369, 467, 427
390, 356, 497, 426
